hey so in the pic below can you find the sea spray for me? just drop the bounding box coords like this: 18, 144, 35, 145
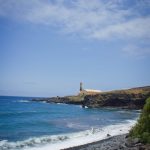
0, 119, 137, 150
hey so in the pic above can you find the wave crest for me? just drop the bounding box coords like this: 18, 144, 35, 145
0, 120, 137, 150
16, 100, 30, 103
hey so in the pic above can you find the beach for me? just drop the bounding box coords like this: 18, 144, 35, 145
64, 134, 129, 150
63, 134, 150, 150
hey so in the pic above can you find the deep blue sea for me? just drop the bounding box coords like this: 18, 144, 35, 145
0, 96, 140, 150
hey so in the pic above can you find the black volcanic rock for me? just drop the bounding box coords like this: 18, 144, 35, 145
32, 86, 150, 110
82, 86, 150, 109
32, 95, 84, 105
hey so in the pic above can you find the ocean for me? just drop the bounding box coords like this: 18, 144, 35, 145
0, 96, 140, 150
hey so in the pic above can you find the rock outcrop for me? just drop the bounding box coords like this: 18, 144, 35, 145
32, 95, 84, 105
32, 86, 150, 109
82, 86, 150, 109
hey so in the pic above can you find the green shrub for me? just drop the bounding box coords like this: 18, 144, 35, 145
129, 97, 150, 143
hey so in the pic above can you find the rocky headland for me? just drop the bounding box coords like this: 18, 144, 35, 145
32, 86, 150, 109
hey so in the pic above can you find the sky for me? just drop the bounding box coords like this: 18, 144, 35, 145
0, 0, 150, 97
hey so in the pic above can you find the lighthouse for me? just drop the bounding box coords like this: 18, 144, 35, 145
79, 82, 102, 95
80, 82, 83, 91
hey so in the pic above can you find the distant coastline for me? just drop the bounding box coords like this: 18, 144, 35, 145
32, 86, 150, 110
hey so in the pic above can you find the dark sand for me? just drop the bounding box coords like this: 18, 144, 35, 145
62, 134, 150, 150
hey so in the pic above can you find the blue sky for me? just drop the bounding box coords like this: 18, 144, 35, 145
0, 0, 150, 97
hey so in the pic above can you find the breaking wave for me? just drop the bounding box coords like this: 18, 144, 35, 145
0, 119, 137, 150
16, 100, 30, 103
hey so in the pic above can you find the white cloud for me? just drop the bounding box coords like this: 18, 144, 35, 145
0, 0, 149, 40
91, 17, 150, 39
0, 0, 150, 58
123, 44, 150, 57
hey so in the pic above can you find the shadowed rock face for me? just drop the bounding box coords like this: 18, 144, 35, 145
82, 86, 150, 109
32, 95, 84, 105
32, 86, 150, 109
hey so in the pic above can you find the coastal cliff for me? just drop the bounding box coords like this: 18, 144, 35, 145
32, 86, 150, 109
83, 86, 150, 109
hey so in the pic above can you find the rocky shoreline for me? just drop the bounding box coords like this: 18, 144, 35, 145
63, 134, 150, 150
32, 86, 150, 109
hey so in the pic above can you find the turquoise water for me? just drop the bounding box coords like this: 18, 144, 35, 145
0, 96, 140, 149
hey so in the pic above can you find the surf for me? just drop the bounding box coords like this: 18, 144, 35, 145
0, 119, 137, 150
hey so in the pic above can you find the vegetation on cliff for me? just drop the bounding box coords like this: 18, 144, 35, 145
32, 86, 150, 109
83, 86, 150, 109
129, 97, 150, 143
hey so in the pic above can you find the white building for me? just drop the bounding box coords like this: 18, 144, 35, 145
79, 82, 102, 95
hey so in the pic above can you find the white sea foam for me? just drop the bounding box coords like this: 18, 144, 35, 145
17, 100, 30, 103
67, 122, 89, 129
0, 119, 137, 150
26, 119, 137, 150
41, 101, 47, 103
0, 140, 7, 147
56, 103, 68, 105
